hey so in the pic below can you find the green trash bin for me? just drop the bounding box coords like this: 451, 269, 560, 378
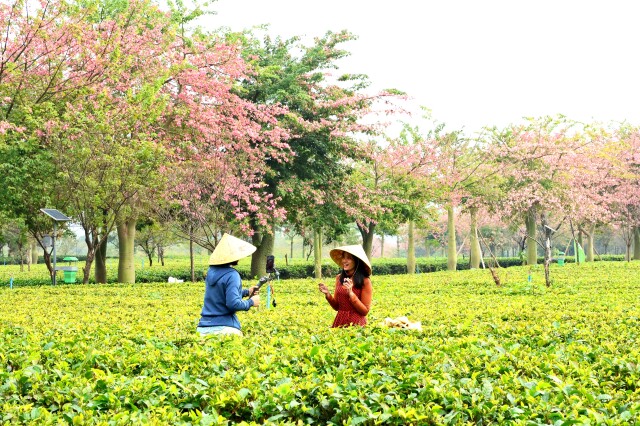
557, 251, 565, 266
61, 257, 79, 283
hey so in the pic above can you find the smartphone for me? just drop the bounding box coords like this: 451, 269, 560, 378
266, 255, 275, 273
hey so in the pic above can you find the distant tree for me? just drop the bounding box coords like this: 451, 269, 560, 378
3, 218, 29, 271
348, 125, 441, 271
136, 218, 157, 267
350, 139, 420, 261
386, 117, 488, 272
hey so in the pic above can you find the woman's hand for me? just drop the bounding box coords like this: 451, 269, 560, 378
248, 286, 260, 297
250, 295, 261, 307
318, 283, 330, 296
343, 278, 354, 296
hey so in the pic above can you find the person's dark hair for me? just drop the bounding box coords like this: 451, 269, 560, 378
215, 260, 239, 267
339, 256, 370, 289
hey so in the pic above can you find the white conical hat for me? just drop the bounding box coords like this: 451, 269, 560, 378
208, 233, 257, 265
329, 244, 372, 276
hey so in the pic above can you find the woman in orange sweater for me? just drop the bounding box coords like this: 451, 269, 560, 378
318, 245, 372, 327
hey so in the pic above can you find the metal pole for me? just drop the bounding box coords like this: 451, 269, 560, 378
52, 222, 57, 285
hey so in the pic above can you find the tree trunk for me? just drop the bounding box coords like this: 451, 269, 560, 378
94, 235, 108, 283
190, 231, 195, 282
117, 218, 136, 283
313, 228, 322, 279
469, 207, 481, 269
406, 221, 415, 274
290, 236, 294, 259
80, 227, 98, 284
540, 213, 553, 287
446, 205, 457, 271
380, 234, 385, 258
543, 236, 551, 287
584, 223, 595, 262
26, 244, 32, 272
525, 206, 537, 265
634, 226, 640, 260
251, 231, 274, 278
578, 231, 584, 257
19, 245, 24, 272
38, 239, 53, 278
358, 222, 376, 260
31, 242, 38, 264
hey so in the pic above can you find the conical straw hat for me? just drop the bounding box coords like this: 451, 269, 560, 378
209, 233, 257, 265
329, 244, 372, 276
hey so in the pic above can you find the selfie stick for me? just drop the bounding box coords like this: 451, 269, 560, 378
255, 269, 279, 309
266, 280, 272, 309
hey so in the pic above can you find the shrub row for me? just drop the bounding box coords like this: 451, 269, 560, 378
0, 255, 90, 265
235, 254, 627, 279
1, 254, 628, 287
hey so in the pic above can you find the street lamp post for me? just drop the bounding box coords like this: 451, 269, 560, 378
40, 209, 71, 285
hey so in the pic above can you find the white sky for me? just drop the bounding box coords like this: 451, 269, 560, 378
202, 0, 640, 136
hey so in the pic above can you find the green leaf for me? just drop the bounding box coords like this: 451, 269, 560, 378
309, 346, 320, 358
237, 388, 251, 400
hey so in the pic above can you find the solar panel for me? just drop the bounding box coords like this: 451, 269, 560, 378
40, 208, 71, 222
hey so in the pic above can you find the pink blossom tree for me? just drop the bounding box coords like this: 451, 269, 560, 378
487, 116, 591, 286
0, 0, 169, 282
0, 0, 85, 276
398, 118, 490, 271
157, 28, 290, 247
361, 125, 441, 272
562, 124, 624, 262
123, 3, 295, 281
43, 0, 176, 283
607, 127, 640, 261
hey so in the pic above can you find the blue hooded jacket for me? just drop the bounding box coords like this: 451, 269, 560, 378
198, 265, 254, 330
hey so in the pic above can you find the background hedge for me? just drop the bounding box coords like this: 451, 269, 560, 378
0, 255, 627, 287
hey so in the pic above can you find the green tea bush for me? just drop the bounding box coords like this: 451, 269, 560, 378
1, 261, 639, 424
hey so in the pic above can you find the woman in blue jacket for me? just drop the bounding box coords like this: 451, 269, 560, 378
197, 233, 261, 336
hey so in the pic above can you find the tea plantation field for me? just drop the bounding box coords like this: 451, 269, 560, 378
1, 262, 639, 425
